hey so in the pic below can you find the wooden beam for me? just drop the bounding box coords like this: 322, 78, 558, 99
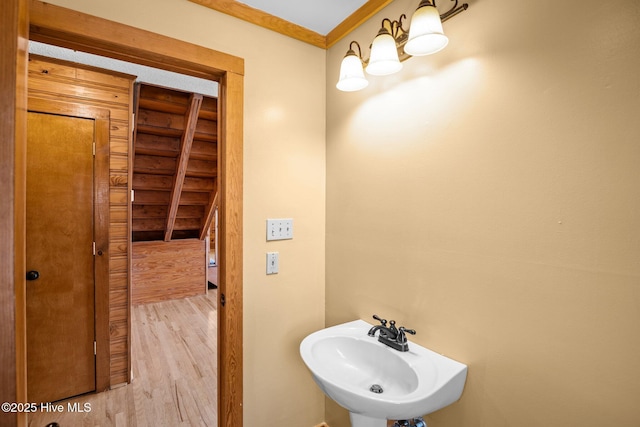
134, 134, 181, 157
137, 217, 203, 232
133, 155, 177, 176
199, 181, 219, 240
164, 93, 203, 241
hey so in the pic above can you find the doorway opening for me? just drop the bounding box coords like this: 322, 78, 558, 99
22, 2, 245, 426
25, 53, 221, 426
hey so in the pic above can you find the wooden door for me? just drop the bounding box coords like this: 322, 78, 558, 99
26, 111, 96, 403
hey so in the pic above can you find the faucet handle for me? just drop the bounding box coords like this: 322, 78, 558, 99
372, 314, 387, 326
398, 326, 416, 343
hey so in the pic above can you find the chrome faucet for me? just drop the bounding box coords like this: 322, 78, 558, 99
368, 314, 416, 352
367, 314, 391, 337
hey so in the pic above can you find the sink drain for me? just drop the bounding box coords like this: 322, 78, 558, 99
369, 384, 383, 394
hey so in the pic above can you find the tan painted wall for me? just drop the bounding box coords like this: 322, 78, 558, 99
326, 0, 640, 426
41, 0, 327, 425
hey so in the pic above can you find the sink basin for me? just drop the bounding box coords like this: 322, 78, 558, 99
300, 319, 467, 427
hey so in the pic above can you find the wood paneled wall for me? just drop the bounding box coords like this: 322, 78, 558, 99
131, 239, 207, 305
132, 83, 218, 242
27, 55, 134, 386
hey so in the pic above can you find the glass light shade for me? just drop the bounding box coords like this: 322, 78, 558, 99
365, 30, 402, 76
404, 3, 449, 56
336, 53, 369, 92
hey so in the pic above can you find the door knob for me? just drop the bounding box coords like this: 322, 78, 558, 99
26, 270, 40, 281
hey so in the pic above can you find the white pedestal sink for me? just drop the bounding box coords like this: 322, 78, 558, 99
349, 412, 388, 427
299, 319, 467, 427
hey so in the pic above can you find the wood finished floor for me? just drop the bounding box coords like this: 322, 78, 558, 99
28, 290, 218, 427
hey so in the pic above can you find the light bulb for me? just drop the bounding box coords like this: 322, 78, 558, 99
405, 0, 448, 56
336, 50, 369, 92
365, 28, 402, 76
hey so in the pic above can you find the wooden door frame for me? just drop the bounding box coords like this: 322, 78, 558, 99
1, 0, 28, 426
26, 97, 111, 394
2, 1, 244, 426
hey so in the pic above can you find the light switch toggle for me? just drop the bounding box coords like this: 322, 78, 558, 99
266, 218, 293, 241
266, 252, 279, 275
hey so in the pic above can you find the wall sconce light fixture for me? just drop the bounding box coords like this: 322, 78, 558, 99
336, 0, 469, 92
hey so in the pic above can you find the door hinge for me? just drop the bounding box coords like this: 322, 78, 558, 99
94, 341, 97, 355
93, 241, 96, 256
220, 293, 226, 307
132, 113, 135, 133
92, 142, 96, 156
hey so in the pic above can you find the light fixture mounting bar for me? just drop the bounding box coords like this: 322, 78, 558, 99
439, 0, 469, 23
335, 0, 469, 92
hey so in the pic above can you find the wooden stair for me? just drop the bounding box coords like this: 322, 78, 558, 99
132, 83, 218, 242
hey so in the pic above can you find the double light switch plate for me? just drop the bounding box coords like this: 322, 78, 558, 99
266, 219, 293, 275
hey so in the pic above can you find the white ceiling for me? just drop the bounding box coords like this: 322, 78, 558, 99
237, 0, 369, 35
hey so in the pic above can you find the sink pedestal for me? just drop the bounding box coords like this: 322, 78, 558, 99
349, 412, 387, 427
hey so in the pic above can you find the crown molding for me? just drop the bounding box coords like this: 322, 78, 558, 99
188, 0, 394, 49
